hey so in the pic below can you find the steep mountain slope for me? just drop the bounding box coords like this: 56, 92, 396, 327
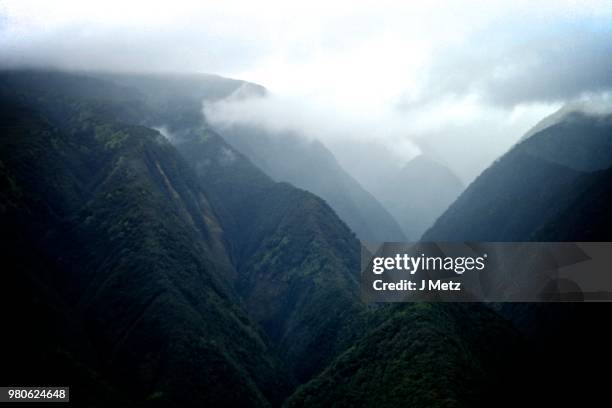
218, 125, 406, 242
423, 111, 612, 241
0, 70, 369, 401
420, 109, 612, 405
0, 96, 289, 406
98, 74, 406, 243
1, 70, 556, 407
97, 71, 372, 381
174, 128, 368, 382
101, 73, 528, 402
0, 103, 132, 407
286, 303, 523, 408
532, 166, 612, 241
379, 155, 464, 240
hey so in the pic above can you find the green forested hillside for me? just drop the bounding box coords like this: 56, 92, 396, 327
419, 109, 612, 406
423, 112, 612, 241
0, 95, 289, 406
288, 108, 612, 408
0, 70, 371, 405
286, 303, 522, 408
1, 70, 584, 408
174, 129, 368, 382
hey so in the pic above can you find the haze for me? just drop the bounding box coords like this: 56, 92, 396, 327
2, 0, 612, 181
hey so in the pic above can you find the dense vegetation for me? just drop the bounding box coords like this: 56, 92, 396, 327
423, 112, 612, 241
2, 70, 610, 407
421, 110, 612, 405
0, 71, 374, 406
0, 84, 289, 406
286, 303, 523, 408
174, 128, 369, 382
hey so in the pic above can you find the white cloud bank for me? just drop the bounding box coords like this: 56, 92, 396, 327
2, 0, 612, 181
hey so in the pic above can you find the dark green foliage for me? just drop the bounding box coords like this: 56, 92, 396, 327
3, 70, 597, 408
286, 303, 523, 408
420, 109, 612, 406
0, 80, 288, 406
0, 70, 373, 405
175, 130, 368, 382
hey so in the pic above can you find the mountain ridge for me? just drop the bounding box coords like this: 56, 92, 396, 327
218, 123, 407, 242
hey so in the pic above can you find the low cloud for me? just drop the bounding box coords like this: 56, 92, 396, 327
405, 25, 612, 108
204, 86, 565, 183
2, 0, 612, 181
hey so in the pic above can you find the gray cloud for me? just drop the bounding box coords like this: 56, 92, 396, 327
486, 32, 612, 105
397, 21, 612, 109
0, 22, 262, 73
2, 1, 612, 183
2, 2, 611, 108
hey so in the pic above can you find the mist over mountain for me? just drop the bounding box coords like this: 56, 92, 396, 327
423, 110, 612, 241
378, 154, 464, 240
204, 91, 463, 242
93, 71, 406, 242
171, 128, 370, 383
0, 71, 291, 406
0, 69, 541, 407
1, 1, 612, 406
420, 107, 612, 405
216, 123, 407, 242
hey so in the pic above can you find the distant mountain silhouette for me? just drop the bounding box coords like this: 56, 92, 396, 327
423, 111, 612, 241
422, 108, 612, 406
378, 154, 464, 240
219, 124, 407, 242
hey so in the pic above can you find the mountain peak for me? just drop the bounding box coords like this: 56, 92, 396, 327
522, 102, 612, 142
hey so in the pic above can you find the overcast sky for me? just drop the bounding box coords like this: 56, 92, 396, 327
2, 0, 612, 181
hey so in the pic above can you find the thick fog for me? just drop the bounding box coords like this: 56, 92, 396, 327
2, 0, 612, 182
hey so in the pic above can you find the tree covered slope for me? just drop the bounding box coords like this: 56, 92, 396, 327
219, 124, 407, 242
423, 111, 612, 241
286, 303, 522, 408
174, 128, 368, 382
0, 70, 370, 405
0, 91, 290, 406
0, 70, 559, 407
